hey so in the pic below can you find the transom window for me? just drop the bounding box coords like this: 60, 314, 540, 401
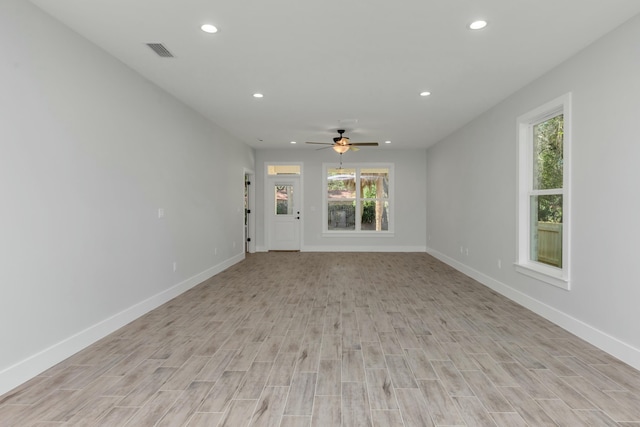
324, 164, 393, 233
267, 164, 301, 175
516, 93, 571, 289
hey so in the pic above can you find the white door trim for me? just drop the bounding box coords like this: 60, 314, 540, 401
264, 163, 303, 251
243, 168, 255, 253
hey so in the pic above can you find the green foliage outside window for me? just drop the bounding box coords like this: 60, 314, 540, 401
327, 167, 389, 231
534, 115, 564, 223
362, 184, 377, 223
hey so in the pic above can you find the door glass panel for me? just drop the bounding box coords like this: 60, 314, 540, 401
275, 185, 294, 215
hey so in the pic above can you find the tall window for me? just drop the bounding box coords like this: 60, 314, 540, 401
324, 164, 392, 233
517, 94, 571, 289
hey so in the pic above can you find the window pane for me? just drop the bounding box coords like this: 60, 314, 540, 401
328, 201, 355, 230
361, 201, 389, 231
530, 194, 563, 268
533, 114, 564, 190
268, 165, 301, 175
275, 185, 294, 215
328, 168, 356, 199
360, 168, 389, 199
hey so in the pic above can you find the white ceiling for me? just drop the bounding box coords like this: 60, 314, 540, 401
30, 0, 640, 149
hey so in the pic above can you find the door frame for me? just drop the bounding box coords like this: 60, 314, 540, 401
244, 168, 256, 253
264, 162, 303, 251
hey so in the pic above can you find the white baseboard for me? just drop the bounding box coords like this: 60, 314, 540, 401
0, 252, 245, 396
426, 247, 640, 371
256, 245, 426, 253
302, 245, 427, 253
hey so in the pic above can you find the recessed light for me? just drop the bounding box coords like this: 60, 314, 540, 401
420, 91, 431, 97
385, 140, 391, 144
201, 24, 218, 33
253, 93, 263, 98
469, 20, 487, 30
290, 141, 296, 144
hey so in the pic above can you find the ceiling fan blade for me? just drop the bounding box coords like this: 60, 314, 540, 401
350, 142, 379, 146
306, 141, 333, 145
316, 145, 333, 151
349, 146, 360, 152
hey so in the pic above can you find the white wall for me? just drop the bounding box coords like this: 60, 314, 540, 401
0, 0, 254, 394
255, 148, 427, 252
427, 14, 640, 369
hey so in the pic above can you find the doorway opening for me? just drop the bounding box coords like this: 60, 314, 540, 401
244, 169, 255, 253
265, 163, 303, 251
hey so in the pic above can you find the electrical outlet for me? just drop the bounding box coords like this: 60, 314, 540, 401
498, 259, 502, 269
214, 248, 218, 255
158, 208, 165, 218
465, 248, 469, 256
172, 262, 177, 272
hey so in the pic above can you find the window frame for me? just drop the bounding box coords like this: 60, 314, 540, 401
322, 162, 394, 236
516, 93, 571, 290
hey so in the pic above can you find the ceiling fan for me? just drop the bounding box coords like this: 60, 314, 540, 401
306, 129, 378, 153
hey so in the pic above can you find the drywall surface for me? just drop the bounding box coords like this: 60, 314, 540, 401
427, 14, 640, 367
0, 0, 254, 393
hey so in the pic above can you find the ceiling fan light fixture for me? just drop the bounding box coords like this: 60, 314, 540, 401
333, 144, 350, 154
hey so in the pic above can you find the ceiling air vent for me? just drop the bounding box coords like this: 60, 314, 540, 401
146, 43, 174, 58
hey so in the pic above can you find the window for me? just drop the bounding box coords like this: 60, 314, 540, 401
324, 164, 392, 234
516, 94, 571, 289
267, 164, 301, 175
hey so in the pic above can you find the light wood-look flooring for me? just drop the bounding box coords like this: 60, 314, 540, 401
2, 252, 640, 426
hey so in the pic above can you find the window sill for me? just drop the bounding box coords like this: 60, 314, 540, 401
514, 262, 570, 290
322, 231, 395, 238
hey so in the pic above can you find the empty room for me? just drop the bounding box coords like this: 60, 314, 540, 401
2, 0, 640, 425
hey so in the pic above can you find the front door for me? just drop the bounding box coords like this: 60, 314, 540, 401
268, 177, 301, 250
